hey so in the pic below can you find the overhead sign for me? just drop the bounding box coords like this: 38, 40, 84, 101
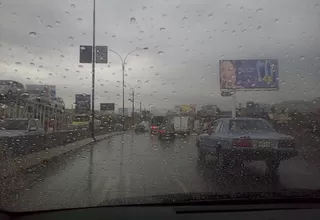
79, 45, 108, 64
79, 45, 92, 63
96, 46, 108, 64
219, 59, 279, 91
75, 94, 91, 113
100, 103, 115, 111
26, 84, 56, 99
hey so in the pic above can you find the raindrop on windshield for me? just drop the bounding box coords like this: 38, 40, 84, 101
55, 21, 61, 25
46, 25, 52, 29
29, 32, 37, 37
77, 18, 82, 22
70, 4, 76, 8
158, 51, 164, 55
130, 17, 136, 24
257, 25, 262, 30
300, 56, 305, 60
256, 8, 263, 12
208, 13, 213, 17
182, 16, 188, 20
160, 27, 166, 31
68, 36, 74, 40
15, 62, 22, 65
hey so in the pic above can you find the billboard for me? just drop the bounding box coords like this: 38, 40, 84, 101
219, 59, 279, 91
26, 84, 56, 98
100, 103, 115, 111
75, 94, 91, 113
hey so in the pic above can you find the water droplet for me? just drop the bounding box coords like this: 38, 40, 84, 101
256, 8, 263, 12
160, 27, 166, 31
130, 17, 136, 24
77, 18, 82, 22
257, 25, 262, 30
142, 6, 147, 10
315, 4, 320, 8
68, 36, 74, 40
208, 13, 213, 17
315, 56, 319, 60
240, 6, 244, 11
78, 65, 83, 68
232, 30, 236, 35
29, 62, 35, 66
48, 73, 53, 76
70, 4, 76, 8
182, 16, 188, 20
29, 32, 37, 37
241, 29, 247, 33
158, 51, 164, 55
238, 45, 243, 50
112, 35, 116, 38
60, 55, 64, 58
46, 25, 52, 29
300, 56, 305, 60
55, 21, 61, 25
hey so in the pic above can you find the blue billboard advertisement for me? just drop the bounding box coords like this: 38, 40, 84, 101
219, 59, 279, 91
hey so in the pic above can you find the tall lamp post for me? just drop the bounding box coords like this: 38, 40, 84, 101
108, 47, 148, 131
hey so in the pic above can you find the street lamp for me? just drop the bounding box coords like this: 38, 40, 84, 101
108, 47, 148, 131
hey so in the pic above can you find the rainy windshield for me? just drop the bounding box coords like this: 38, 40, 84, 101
1, 0, 320, 213
0, 120, 28, 130
229, 120, 275, 132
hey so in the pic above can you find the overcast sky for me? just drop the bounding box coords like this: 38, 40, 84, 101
1, 0, 320, 110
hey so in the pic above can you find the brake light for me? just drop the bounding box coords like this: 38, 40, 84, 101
151, 126, 158, 129
233, 138, 252, 147
159, 129, 166, 133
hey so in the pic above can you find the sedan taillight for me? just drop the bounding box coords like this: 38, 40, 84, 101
278, 140, 295, 148
232, 138, 253, 147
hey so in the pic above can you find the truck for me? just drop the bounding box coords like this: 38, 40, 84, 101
173, 116, 191, 135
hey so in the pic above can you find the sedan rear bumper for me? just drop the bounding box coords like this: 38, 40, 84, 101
218, 147, 298, 161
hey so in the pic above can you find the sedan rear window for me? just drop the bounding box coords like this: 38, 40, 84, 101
229, 120, 275, 132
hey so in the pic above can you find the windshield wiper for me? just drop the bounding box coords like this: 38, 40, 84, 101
100, 189, 320, 207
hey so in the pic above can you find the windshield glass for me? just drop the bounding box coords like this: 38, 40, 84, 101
0, 120, 28, 130
230, 120, 275, 132
1, 0, 320, 213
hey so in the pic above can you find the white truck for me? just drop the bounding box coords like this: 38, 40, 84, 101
173, 116, 191, 135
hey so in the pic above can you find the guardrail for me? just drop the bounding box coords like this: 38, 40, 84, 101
0, 128, 117, 159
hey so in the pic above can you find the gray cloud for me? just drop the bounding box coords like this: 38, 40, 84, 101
1, 0, 320, 110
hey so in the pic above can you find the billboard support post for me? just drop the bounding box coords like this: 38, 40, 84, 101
232, 89, 236, 118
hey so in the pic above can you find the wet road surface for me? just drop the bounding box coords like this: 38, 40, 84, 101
1, 132, 320, 211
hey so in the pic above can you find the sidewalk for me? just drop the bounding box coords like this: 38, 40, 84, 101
0, 131, 124, 178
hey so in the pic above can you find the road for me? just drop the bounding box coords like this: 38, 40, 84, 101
1, 132, 320, 211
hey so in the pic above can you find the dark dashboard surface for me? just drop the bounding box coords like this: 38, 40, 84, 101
2, 203, 320, 220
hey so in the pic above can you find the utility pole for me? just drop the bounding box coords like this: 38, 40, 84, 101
91, 0, 96, 140
132, 90, 134, 126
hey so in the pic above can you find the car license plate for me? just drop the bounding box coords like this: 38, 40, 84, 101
258, 141, 271, 148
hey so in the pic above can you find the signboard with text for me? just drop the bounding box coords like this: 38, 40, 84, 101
219, 59, 279, 91
75, 94, 91, 113
100, 103, 115, 111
